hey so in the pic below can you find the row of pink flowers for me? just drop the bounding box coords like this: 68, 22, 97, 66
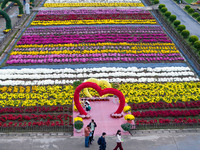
17, 34, 171, 45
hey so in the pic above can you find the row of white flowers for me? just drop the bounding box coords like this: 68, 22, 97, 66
0, 66, 199, 85
45, 0, 141, 3
0, 77, 199, 86
0, 71, 197, 80
0, 66, 192, 75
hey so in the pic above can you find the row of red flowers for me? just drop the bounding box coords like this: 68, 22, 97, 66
34, 14, 154, 21
130, 101, 200, 110
132, 109, 200, 118
0, 120, 72, 127
0, 106, 72, 114
0, 114, 72, 122
135, 118, 200, 125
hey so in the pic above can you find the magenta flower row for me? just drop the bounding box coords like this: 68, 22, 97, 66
6, 56, 184, 64
7, 53, 184, 65
17, 34, 171, 45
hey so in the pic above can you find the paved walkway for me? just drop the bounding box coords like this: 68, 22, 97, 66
0, 132, 200, 150
159, 0, 200, 38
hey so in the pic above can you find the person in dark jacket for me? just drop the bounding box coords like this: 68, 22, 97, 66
98, 132, 106, 150
89, 119, 97, 144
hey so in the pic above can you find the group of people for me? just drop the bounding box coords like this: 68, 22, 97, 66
84, 119, 97, 147
84, 119, 124, 150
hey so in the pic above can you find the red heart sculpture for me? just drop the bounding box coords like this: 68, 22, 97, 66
74, 82, 125, 118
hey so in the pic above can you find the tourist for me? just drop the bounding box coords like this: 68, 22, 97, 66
98, 132, 106, 150
113, 130, 124, 150
84, 125, 90, 147
85, 100, 91, 112
88, 119, 97, 144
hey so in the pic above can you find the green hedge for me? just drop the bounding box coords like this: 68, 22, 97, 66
181, 30, 190, 39
161, 7, 167, 13
194, 41, 200, 50
159, 4, 165, 9
165, 11, 171, 17
154, 0, 159, 4
177, 25, 186, 32
174, 20, 181, 27
185, 5, 190, 10
188, 8, 194, 14
189, 35, 199, 44
192, 12, 200, 18
169, 15, 176, 22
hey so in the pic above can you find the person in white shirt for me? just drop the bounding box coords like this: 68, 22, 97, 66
113, 130, 124, 150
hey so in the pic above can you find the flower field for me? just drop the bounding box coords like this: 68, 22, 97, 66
0, 0, 200, 131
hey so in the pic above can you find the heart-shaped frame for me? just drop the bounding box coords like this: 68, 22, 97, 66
74, 82, 125, 118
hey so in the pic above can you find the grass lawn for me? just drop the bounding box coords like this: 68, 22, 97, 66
185, 0, 197, 4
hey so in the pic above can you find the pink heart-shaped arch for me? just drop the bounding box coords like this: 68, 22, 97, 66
74, 82, 125, 118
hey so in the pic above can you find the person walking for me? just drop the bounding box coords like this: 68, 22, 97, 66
89, 119, 97, 144
113, 130, 124, 150
98, 132, 106, 150
84, 125, 90, 148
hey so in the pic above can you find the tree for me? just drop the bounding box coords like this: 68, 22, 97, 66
161, 7, 168, 13
169, 15, 176, 22
177, 25, 186, 32
188, 8, 194, 14
189, 35, 199, 44
185, 5, 190, 10
194, 41, 200, 50
159, 4, 165, 9
174, 20, 181, 27
192, 12, 199, 18
154, 0, 159, 4
197, 16, 200, 22
181, 30, 190, 38
165, 11, 171, 18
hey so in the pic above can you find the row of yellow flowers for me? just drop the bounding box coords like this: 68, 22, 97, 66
1, 82, 199, 107
31, 19, 157, 26
15, 43, 176, 48
0, 85, 74, 107
10, 49, 180, 55
78, 82, 200, 103
44, 2, 144, 7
